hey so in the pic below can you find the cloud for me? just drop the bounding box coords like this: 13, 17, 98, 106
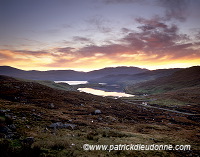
121, 28, 132, 33
0, 49, 54, 69
1, 15, 200, 71
56, 47, 75, 53
122, 17, 191, 54
156, 0, 189, 21
136, 17, 168, 31
195, 31, 200, 40
103, 0, 144, 4
86, 15, 112, 33
73, 36, 91, 43
14, 50, 50, 56
119, 17, 200, 62
76, 44, 133, 57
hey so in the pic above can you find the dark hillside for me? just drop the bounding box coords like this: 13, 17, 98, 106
126, 66, 200, 95
0, 75, 199, 157
89, 68, 180, 85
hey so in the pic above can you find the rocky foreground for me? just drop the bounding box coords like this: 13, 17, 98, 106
0, 75, 199, 156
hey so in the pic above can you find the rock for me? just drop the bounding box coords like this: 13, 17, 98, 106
42, 127, 50, 133
63, 124, 77, 130
49, 103, 55, 108
26, 125, 30, 129
8, 124, 16, 131
98, 117, 103, 121
6, 133, 15, 139
5, 114, 13, 124
49, 122, 63, 129
0, 109, 10, 113
23, 137, 34, 145
0, 125, 12, 134
22, 117, 26, 120
94, 109, 102, 114
49, 122, 77, 130
106, 116, 117, 122
12, 116, 17, 120
142, 102, 147, 106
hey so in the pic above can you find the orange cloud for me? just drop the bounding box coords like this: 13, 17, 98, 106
1, 17, 200, 71
0, 47, 200, 71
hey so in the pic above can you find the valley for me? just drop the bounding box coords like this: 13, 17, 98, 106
0, 66, 200, 156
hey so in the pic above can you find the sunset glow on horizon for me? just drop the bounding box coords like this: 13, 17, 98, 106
1, 0, 200, 72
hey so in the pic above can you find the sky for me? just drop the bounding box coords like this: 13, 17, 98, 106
0, 0, 200, 71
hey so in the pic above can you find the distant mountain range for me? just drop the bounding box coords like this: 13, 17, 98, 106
89, 68, 181, 85
0, 66, 148, 81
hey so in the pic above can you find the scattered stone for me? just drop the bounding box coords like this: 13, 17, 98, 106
142, 102, 148, 106
63, 124, 77, 129
6, 133, 15, 139
22, 117, 26, 120
23, 137, 34, 145
106, 116, 117, 122
12, 116, 17, 120
26, 125, 30, 129
68, 119, 72, 122
0, 125, 12, 134
8, 124, 16, 131
49, 122, 77, 130
0, 109, 10, 113
49, 103, 55, 108
98, 117, 103, 121
43, 127, 50, 133
94, 109, 102, 114
49, 122, 62, 129
5, 116, 13, 125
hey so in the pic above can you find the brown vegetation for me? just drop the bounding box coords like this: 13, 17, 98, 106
0, 75, 199, 156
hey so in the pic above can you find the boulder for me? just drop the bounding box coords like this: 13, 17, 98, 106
49, 122, 63, 129
49, 103, 55, 108
49, 122, 76, 130
23, 137, 34, 145
63, 124, 77, 130
8, 124, 16, 131
94, 109, 102, 114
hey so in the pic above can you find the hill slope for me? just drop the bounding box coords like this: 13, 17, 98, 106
128, 66, 200, 93
126, 66, 200, 95
89, 68, 180, 85
0, 75, 199, 157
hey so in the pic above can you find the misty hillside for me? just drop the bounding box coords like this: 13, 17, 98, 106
0, 66, 148, 81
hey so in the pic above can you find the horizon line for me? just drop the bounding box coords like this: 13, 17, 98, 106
1, 64, 199, 72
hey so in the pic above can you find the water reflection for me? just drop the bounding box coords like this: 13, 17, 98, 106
78, 88, 134, 97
